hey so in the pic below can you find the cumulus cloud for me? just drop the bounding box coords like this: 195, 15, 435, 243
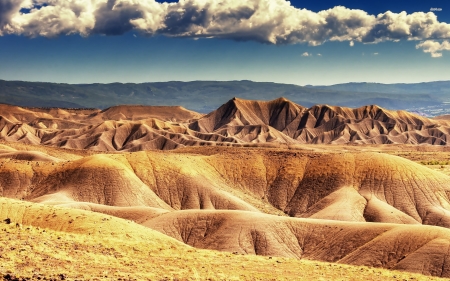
416, 40, 450, 57
349, 41, 354, 46
0, 0, 31, 34
301, 52, 311, 57
1, 0, 450, 55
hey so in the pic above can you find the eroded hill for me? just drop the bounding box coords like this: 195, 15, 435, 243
1, 146, 450, 226
1, 143, 450, 278
1, 98, 450, 151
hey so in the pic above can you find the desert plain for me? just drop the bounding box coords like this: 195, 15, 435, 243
1, 98, 450, 280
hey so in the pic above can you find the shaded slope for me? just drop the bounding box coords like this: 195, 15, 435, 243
147, 210, 450, 278
0, 150, 61, 162
189, 97, 305, 133
190, 99, 443, 145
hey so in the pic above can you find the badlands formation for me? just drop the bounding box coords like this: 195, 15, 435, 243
1, 97, 450, 152
1, 99, 450, 280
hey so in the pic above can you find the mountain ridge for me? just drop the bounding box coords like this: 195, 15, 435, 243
1, 97, 449, 151
0, 79, 443, 113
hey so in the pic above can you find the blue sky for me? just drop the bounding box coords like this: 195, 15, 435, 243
0, 0, 449, 85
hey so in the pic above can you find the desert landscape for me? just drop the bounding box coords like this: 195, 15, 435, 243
1, 99, 450, 280
2, 0, 450, 279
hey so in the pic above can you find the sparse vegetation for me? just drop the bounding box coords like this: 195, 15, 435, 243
419, 160, 450, 165
0, 210, 447, 281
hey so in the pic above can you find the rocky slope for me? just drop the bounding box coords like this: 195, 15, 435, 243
1, 98, 449, 151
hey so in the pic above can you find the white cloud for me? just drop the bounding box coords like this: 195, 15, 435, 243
317, 53, 322, 56
301, 52, 311, 57
373, 52, 379, 55
0, 0, 450, 56
416, 40, 450, 57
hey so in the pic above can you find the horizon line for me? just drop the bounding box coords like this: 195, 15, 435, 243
1, 78, 450, 86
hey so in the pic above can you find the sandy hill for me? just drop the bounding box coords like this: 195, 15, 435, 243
2, 98, 450, 151
1, 147, 450, 226
91, 105, 204, 122
147, 209, 450, 278
2, 145, 450, 278
0, 104, 99, 123
1, 197, 442, 281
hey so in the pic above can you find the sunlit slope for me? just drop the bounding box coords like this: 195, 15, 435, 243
91, 105, 203, 121
3, 197, 443, 281
1, 197, 449, 281
174, 147, 450, 226
0, 149, 260, 213
1, 147, 450, 227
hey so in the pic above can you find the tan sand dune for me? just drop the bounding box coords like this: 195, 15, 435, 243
0, 104, 55, 123
23, 106, 100, 118
186, 148, 450, 226
29, 154, 173, 209
42, 201, 170, 223
0, 143, 16, 151
3, 111, 450, 280
0, 150, 61, 162
0, 104, 98, 124
435, 114, 450, 120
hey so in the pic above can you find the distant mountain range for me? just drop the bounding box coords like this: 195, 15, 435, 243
0, 79, 447, 113
309, 81, 450, 97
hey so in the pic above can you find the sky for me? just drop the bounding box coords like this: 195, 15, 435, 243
0, 0, 450, 85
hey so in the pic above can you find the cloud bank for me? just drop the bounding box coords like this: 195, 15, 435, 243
1, 0, 450, 56
416, 40, 450, 57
